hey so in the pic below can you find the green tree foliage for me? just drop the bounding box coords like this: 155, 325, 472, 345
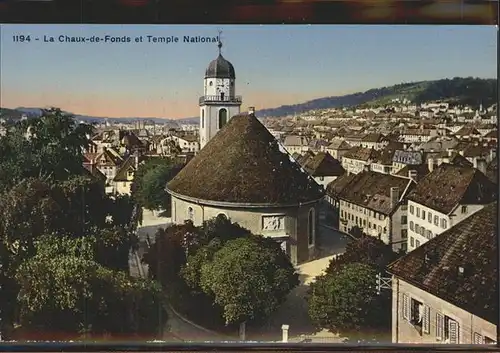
0, 108, 93, 190
413, 77, 497, 108
142, 222, 199, 286
308, 263, 387, 331
131, 157, 182, 211
198, 237, 299, 325
326, 234, 401, 275
307, 235, 400, 332
0, 108, 150, 338
144, 215, 297, 328
15, 235, 166, 337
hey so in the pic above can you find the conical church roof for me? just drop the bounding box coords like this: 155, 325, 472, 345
167, 113, 324, 205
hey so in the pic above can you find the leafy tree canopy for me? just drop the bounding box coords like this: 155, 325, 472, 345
0, 108, 93, 191
308, 263, 389, 331
326, 234, 401, 275
131, 157, 182, 211
15, 234, 166, 337
199, 236, 299, 325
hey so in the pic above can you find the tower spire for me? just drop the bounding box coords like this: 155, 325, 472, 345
217, 30, 222, 55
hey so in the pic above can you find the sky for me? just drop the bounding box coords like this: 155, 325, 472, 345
1, 25, 497, 119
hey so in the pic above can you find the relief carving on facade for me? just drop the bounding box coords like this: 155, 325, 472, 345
262, 215, 285, 231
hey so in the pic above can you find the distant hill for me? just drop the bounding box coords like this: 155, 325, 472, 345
256, 77, 497, 117
1, 107, 198, 125
3, 77, 496, 123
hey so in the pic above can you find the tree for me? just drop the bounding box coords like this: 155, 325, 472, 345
131, 157, 182, 211
198, 237, 299, 326
0, 108, 93, 191
15, 234, 166, 338
326, 234, 401, 275
142, 222, 199, 286
308, 263, 390, 331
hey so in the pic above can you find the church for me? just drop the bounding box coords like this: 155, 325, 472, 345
166, 39, 324, 265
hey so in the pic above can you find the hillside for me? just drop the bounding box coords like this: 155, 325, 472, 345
2, 77, 496, 122
0, 107, 197, 125
257, 77, 497, 117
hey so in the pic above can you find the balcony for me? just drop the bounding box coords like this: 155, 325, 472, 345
199, 95, 242, 105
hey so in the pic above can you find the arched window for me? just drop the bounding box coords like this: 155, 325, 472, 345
187, 207, 194, 221
201, 109, 205, 128
218, 108, 228, 129
308, 208, 315, 246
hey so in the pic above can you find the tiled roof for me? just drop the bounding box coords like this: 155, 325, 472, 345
296, 150, 316, 166
455, 126, 482, 136
343, 146, 379, 161
374, 148, 397, 165
95, 148, 122, 167
334, 171, 414, 215
392, 150, 423, 165
462, 145, 493, 159
121, 132, 144, 148
167, 113, 324, 204
303, 152, 345, 177
325, 172, 358, 198
406, 164, 497, 214
283, 135, 309, 147
395, 164, 430, 182
362, 133, 385, 143
113, 156, 137, 182
484, 129, 498, 138
327, 140, 351, 150
387, 202, 498, 324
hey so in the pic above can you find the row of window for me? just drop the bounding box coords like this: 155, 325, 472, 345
409, 204, 448, 229
409, 221, 434, 240
402, 294, 495, 344
340, 211, 386, 234
340, 201, 385, 220
409, 236, 421, 249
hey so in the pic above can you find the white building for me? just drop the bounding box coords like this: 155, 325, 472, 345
199, 40, 242, 149
405, 163, 497, 251
387, 202, 497, 344
329, 170, 415, 252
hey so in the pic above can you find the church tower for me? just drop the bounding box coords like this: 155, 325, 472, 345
199, 34, 242, 149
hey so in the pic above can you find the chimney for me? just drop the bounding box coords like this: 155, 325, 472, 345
390, 187, 400, 209
448, 149, 453, 157
408, 169, 418, 180
428, 157, 434, 172
475, 158, 487, 175
490, 148, 496, 162
248, 107, 255, 115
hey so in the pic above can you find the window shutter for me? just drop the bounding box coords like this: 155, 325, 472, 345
402, 294, 409, 320
436, 313, 444, 340
449, 320, 459, 344
473, 332, 483, 344
422, 305, 430, 334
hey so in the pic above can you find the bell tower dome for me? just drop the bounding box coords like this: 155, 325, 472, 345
199, 32, 242, 149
